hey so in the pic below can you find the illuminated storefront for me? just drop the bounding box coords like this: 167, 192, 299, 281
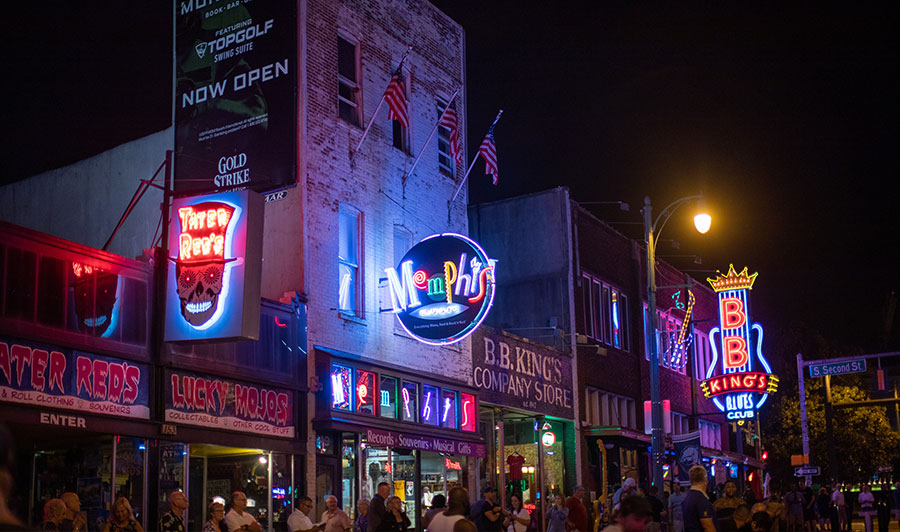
470, 328, 576, 515
0, 222, 308, 532
314, 349, 484, 530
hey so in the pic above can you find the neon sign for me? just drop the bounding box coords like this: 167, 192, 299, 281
385, 234, 497, 345
445, 458, 462, 470
165, 190, 263, 342
331, 364, 352, 411
357, 370, 376, 415
401, 381, 418, 422
664, 290, 695, 370
541, 431, 556, 447
701, 265, 778, 421
460, 392, 477, 432
422, 385, 439, 426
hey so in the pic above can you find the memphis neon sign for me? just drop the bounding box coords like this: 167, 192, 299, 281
700, 265, 778, 421
385, 233, 496, 345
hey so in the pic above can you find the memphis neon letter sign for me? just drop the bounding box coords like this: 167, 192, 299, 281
701, 265, 778, 421
385, 233, 496, 346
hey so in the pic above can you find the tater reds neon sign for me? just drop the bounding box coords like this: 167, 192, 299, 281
385, 233, 497, 345
701, 265, 778, 421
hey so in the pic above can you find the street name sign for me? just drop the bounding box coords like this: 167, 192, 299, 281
794, 466, 820, 476
808, 359, 866, 378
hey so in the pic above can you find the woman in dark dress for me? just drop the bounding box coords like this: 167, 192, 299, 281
816, 488, 831, 532
376, 497, 411, 532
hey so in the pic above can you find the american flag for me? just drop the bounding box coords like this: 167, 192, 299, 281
439, 105, 462, 167
478, 125, 498, 185
384, 65, 408, 129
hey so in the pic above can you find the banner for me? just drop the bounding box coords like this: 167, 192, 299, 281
175, 0, 297, 194
0, 337, 150, 419
164, 368, 295, 438
673, 430, 702, 485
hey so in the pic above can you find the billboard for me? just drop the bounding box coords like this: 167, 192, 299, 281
175, 0, 297, 194
0, 337, 150, 420
384, 234, 496, 345
164, 189, 263, 341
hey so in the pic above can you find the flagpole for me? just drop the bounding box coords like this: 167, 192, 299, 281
351, 45, 412, 160
402, 88, 460, 187
449, 109, 502, 205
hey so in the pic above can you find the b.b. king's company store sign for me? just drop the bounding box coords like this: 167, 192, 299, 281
471, 329, 574, 420
165, 189, 263, 342
164, 368, 294, 438
0, 338, 150, 419
700, 265, 778, 421
385, 234, 496, 345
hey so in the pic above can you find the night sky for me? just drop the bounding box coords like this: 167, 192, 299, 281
5, 3, 899, 352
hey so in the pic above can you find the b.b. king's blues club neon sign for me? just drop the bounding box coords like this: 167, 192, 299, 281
700, 265, 778, 421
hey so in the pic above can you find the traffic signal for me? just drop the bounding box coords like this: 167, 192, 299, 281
761, 450, 768, 461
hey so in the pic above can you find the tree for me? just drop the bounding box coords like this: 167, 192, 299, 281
759, 323, 900, 485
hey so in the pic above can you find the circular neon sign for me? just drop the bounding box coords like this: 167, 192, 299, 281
385, 233, 496, 345
541, 431, 556, 447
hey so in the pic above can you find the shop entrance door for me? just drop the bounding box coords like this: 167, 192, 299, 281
317, 458, 339, 512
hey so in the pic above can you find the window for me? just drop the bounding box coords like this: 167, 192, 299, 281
581, 274, 630, 351
338, 35, 361, 126
700, 419, 722, 450
379, 376, 397, 419
437, 99, 456, 176
400, 381, 418, 422
671, 411, 690, 435
391, 70, 410, 152
584, 388, 636, 430
694, 331, 713, 380
338, 206, 363, 317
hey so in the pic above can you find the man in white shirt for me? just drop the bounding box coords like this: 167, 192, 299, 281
225, 491, 263, 532
289, 496, 327, 532
832, 485, 847, 532
428, 487, 470, 532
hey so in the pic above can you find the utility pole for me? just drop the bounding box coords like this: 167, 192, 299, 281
796, 353, 812, 485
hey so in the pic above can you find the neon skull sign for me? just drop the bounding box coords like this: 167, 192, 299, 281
171, 201, 237, 327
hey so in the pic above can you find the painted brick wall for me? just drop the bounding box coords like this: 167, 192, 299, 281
300, 0, 472, 383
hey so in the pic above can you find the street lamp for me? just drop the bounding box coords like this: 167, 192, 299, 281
643, 195, 710, 490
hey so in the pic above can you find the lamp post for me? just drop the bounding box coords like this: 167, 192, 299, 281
643, 195, 710, 490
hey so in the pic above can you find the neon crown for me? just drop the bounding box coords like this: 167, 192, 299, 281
707, 264, 758, 293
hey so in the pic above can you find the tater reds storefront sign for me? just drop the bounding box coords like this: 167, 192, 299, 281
164, 369, 294, 438
0, 338, 150, 419
165, 189, 263, 341
471, 329, 574, 419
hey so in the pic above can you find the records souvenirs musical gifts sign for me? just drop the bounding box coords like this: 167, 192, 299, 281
164, 189, 263, 342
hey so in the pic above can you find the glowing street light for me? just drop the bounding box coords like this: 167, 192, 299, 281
643, 194, 710, 491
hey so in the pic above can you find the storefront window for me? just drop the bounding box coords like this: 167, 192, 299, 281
379, 376, 397, 419
332, 364, 353, 411
441, 390, 458, 429
356, 370, 376, 415
341, 435, 358, 518
400, 381, 417, 422
420, 451, 467, 515
460, 393, 477, 432
187, 445, 272, 531
391, 449, 417, 529
421, 385, 439, 426
32, 436, 115, 531
115, 437, 147, 526
158, 442, 186, 523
